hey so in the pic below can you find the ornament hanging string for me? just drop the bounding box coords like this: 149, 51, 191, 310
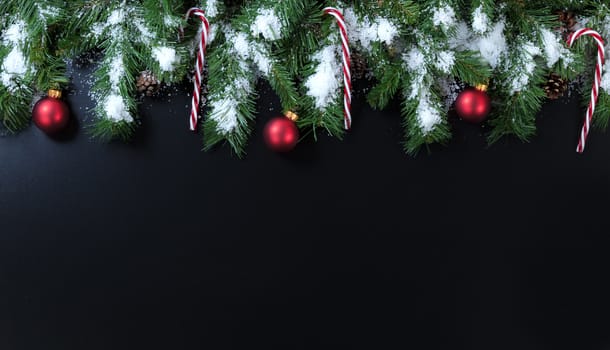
323, 7, 352, 130
567, 28, 606, 153
183, 7, 210, 132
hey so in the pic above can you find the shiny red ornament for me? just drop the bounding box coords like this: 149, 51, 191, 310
32, 90, 70, 135
454, 87, 491, 123
263, 114, 299, 152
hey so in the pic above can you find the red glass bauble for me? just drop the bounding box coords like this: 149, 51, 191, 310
32, 96, 70, 134
263, 116, 299, 152
454, 88, 491, 123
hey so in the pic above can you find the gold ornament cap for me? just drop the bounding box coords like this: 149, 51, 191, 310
48, 89, 62, 99
475, 84, 488, 92
284, 111, 299, 122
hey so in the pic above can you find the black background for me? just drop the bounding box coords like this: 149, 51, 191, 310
1, 62, 610, 349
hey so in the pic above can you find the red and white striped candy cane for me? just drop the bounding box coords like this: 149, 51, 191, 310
185, 7, 210, 131
567, 28, 606, 153
323, 7, 352, 130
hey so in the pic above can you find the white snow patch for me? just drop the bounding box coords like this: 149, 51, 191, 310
404, 47, 428, 100
164, 15, 179, 27
405, 47, 426, 72
90, 7, 129, 39
435, 51, 455, 74
472, 5, 489, 34
90, 23, 105, 38
233, 76, 251, 93
134, 19, 155, 44
205, 0, 219, 18
209, 98, 239, 133
343, 8, 399, 52
207, 23, 218, 44
36, 3, 60, 21
226, 29, 274, 75
250, 8, 283, 41
3, 21, 26, 45
304, 45, 342, 110
540, 28, 572, 68
417, 91, 442, 133
104, 94, 133, 123
509, 41, 541, 95
153, 46, 178, 72
251, 47, 272, 76
449, 21, 472, 49
209, 78, 253, 134
403, 39, 453, 134
231, 32, 251, 59
449, 20, 507, 69
107, 9, 125, 26
432, 3, 456, 31
0, 47, 28, 91
108, 55, 125, 90
377, 18, 398, 46
474, 21, 507, 69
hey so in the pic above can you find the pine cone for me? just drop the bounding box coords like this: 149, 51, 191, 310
544, 73, 568, 100
557, 10, 577, 40
136, 70, 160, 97
352, 51, 368, 80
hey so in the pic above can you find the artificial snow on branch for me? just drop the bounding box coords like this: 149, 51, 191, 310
0, 0, 608, 156
202, 0, 303, 156
0, 0, 67, 132
61, 0, 187, 140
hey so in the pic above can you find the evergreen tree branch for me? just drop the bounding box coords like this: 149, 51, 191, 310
487, 86, 545, 143
367, 61, 402, 110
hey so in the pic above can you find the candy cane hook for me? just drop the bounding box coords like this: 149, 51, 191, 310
567, 28, 606, 153
185, 8, 210, 132
323, 7, 352, 130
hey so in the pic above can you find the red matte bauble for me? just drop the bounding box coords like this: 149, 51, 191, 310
263, 116, 299, 152
454, 88, 491, 123
32, 96, 70, 134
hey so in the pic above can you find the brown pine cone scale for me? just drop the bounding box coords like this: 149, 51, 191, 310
136, 70, 160, 97
544, 73, 568, 100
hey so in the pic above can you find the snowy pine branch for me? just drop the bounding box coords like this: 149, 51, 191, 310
62, 0, 189, 141
0, 0, 67, 132
0, 0, 609, 155
203, 33, 257, 157
200, 0, 304, 155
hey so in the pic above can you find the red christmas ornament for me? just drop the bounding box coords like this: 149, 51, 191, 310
455, 85, 491, 123
32, 89, 70, 134
263, 111, 300, 152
